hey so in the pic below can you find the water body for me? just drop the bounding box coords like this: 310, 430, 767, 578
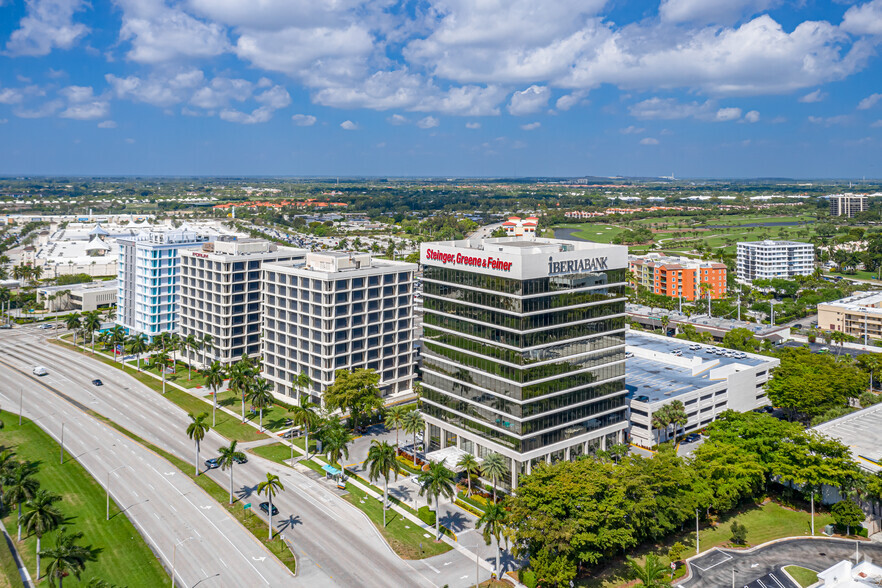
555, 228, 592, 241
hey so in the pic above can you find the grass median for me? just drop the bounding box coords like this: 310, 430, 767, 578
0, 417, 168, 587
784, 565, 819, 588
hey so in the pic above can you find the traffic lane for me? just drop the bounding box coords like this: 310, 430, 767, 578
0, 366, 293, 588
17, 339, 437, 588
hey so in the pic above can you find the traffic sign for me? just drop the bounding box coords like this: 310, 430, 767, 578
243, 503, 251, 510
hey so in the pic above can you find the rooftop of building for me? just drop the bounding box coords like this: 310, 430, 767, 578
266, 251, 416, 275
819, 290, 882, 311
37, 279, 118, 294
817, 559, 882, 587
625, 330, 772, 405
435, 236, 620, 255
812, 402, 882, 474
629, 253, 726, 268
626, 303, 790, 337
737, 239, 813, 247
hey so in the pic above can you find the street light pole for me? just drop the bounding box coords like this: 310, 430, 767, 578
60, 421, 65, 464
696, 508, 700, 555
171, 536, 193, 588
107, 465, 126, 521
18, 388, 22, 425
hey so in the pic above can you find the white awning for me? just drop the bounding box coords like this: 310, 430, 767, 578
425, 446, 480, 472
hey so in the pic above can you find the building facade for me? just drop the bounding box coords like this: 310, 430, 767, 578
501, 216, 538, 237
629, 254, 726, 301
736, 240, 814, 283
818, 291, 882, 343
419, 237, 629, 491
116, 227, 209, 339
260, 252, 417, 404
829, 194, 868, 218
38, 280, 118, 312
179, 238, 305, 368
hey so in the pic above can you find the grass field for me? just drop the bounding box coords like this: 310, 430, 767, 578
575, 499, 834, 588
138, 359, 211, 389
0, 417, 168, 587
784, 565, 819, 587
215, 391, 292, 433
825, 269, 882, 282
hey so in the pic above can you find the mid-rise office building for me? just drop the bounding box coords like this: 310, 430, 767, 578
261, 252, 417, 405
117, 227, 209, 339
179, 238, 305, 367
629, 254, 727, 301
818, 291, 882, 344
419, 236, 629, 491
829, 194, 868, 218
736, 240, 814, 284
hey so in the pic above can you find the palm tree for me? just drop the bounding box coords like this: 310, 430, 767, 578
402, 410, 425, 467
384, 405, 407, 448
295, 371, 312, 403
22, 489, 64, 579
228, 358, 253, 423
105, 305, 116, 322
456, 453, 480, 497
149, 350, 170, 394
186, 413, 209, 476
257, 473, 285, 540
667, 400, 688, 440
832, 330, 848, 355
81, 310, 102, 354
480, 452, 507, 502
40, 527, 98, 588
247, 378, 274, 432
322, 419, 354, 469
476, 501, 509, 578
625, 553, 668, 587
108, 326, 126, 363
0, 449, 17, 502
289, 394, 319, 459
6, 463, 39, 541
200, 334, 214, 367
128, 333, 148, 371
183, 334, 200, 381
417, 461, 456, 539
651, 405, 671, 445
203, 361, 225, 427
365, 441, 401, 527
217, 440, 246, 504
64, 312, 81, 346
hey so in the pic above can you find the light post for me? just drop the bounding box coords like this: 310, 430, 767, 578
473, 541, 481, 588
171, 536, 194, 588
695, 508, 700, 555
107, 465, 127, 521
18, 388, 22, 426
60, 420, 65, 464
810, 489, 815, 536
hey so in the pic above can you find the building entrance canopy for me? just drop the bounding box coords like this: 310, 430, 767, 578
425, 446, 479, 472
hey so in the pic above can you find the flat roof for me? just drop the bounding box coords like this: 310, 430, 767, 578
625, 331, 769, 404
627, 303, 790, 336
38, 280, 118, 294
819, 290, 882, 312
812, 403, 882, 473
435, 236, 618, 255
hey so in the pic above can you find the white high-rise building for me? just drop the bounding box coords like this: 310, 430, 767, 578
179, 237, 306, 367
117, 227, 209, 339
261, 252, 417, 405
736, 240, 814, 284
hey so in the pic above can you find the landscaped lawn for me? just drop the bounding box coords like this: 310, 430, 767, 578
825, 270, 881, 282
215, 391, 292, 432
137, 359, 212, 389
784, 565, 819, 587
0, 417, 168, 587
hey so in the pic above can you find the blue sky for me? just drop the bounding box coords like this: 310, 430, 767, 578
1, 0, 882, 178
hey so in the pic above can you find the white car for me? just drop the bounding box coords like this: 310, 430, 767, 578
33, 366, 48, 376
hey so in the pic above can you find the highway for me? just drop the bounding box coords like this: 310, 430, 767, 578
0, 325, 478, 587
0, 329, 296, 587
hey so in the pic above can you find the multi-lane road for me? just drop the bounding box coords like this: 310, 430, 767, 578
0, 325, 490, 587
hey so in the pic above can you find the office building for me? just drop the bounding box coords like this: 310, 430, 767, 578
818, 291, 882, 343
260, 252, 417, 404
625, 330, 778, 447
117, 227, 209, 339
419, 236, 629, 491
629, 254, 727, 301
736, 240, 814, 283
829, 194, 868, 218
37, 280, 118, 312
179, 238, 305, 368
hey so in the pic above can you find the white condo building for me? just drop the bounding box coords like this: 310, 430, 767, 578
117, 227, 209, 339
736, 240, 814, 284
260, 252, 418, 405
179, 237, 305, 367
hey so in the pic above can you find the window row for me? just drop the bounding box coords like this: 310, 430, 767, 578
424, 298, 624, 331
423, 282, 625, 313
423, 266, 627, 295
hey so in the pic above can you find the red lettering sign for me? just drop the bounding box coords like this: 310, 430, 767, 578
192, 252, 209, 258
423, 248, 512, 272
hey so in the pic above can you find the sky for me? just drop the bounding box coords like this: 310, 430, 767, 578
1, 0, 882, 178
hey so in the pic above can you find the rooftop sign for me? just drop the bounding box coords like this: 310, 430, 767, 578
424, 248, 512, 272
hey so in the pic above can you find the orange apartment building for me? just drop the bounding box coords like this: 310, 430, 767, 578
629, 254, 727, 301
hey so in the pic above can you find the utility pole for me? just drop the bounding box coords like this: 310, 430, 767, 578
696, 508, 700, 555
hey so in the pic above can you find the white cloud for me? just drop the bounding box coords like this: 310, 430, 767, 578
107, 70, 205, 107
255, 85, 291, 109
5, 0, 89, 56
117, 1, 228, 64
659, 0, 778, 25
98, 120, 117, 128
620, 125, 645, 134
14, 100, 63, 119
842, 0, 882, 36
416, 115, 439, 129
190, 77, 253, 109
387, 114, 408, 125
799, 89, 826, 103
465, 122, 481, 129
508, 85, 550, 115
871, 120, 882, 128
0, 89, 24, 105
629, 97, 711, 120
808, 114, 849, 125
340, 120, 358, 130
640, 137, 659, 145
219, 106, 275, 124
715, 107, 742, 121
291, 114, 316, 126
61, 101, 110, 120
858, 93, 882, 110
744, 110, 760, 122
555, 91, 587, 111
0, 119, 7, 124
520, 121, 541, 130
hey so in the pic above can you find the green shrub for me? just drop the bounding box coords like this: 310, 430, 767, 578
520, 569, 537, 588
418, 506, 436, 526
730, 521, 748, 545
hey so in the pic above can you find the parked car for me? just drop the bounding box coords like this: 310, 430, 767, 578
259, 502, 279, 516
682, 433, 701, 443
818, 347, 830, 353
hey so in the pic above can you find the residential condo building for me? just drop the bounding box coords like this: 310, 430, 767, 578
829, 194, 868, 218
260, 252, 417, 405
736, 240, 814, 284
116, 227, 209, 339
179, 237, 305, 367
419, 236, 629, 491
629, 254, 726, 301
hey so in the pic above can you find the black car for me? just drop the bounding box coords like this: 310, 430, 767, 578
682, 433, 701, 443
259, 502, 279, 516
233, 455, 247, 465
92, 379, 103, 386
204, 458, 220, 469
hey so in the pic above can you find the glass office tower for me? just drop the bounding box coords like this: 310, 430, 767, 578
419, 237, 629, 490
